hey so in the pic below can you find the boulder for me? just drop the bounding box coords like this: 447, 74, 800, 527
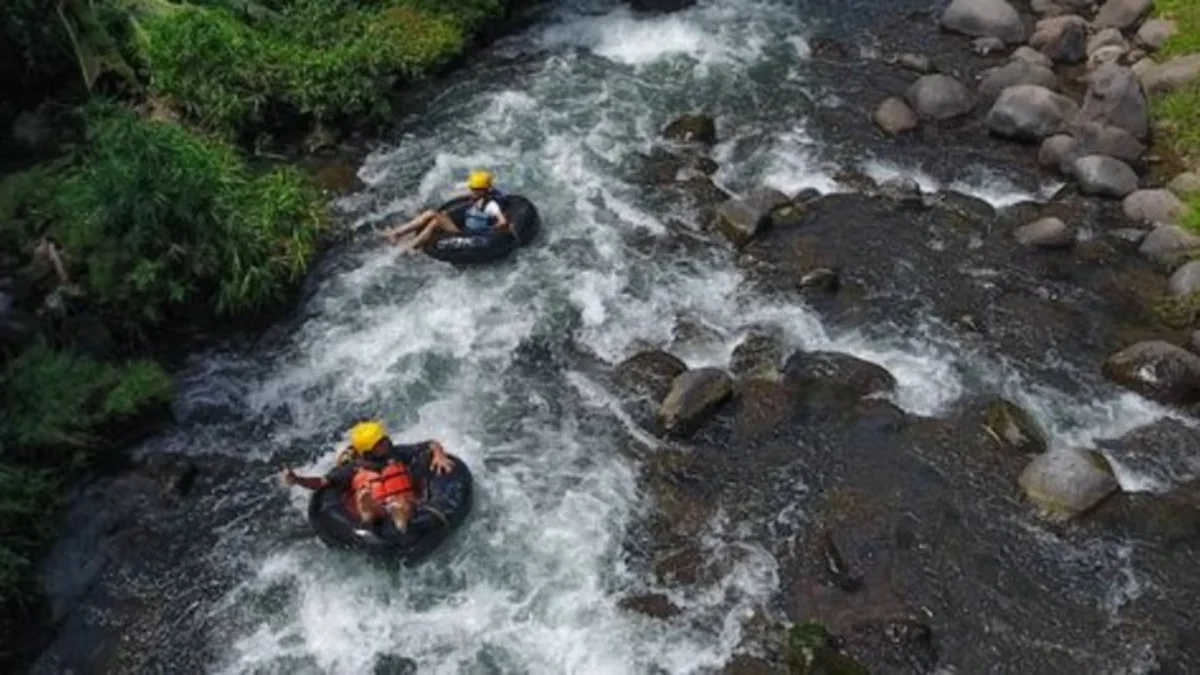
1136, 19, 1177, 51
879, 176, 923, 204
1168, 172, 1200, 197
1038, 134, 1077, 170
618, 593, 682, 618
1102, 340, 1200, 405
940, 0, 1026, 44
983, 398, 1050, 454
1139, 54, 1200, 96
973, 36, 1008, 55
1087, 45, 1126, 71
1070, 155, 1138, 198
663, 113, 716, 145
729, 330, 785, 380
1092, 0, 1152, 30
783, 351, 897, 405
977, 60, 1061, 100
986, 85, 1079, 141
1019, 449, 1118, 520
798, 267, 841, 294
1087, 28, 1128, 57
1012, 46, 1054, 69
1030, 15, 1088, 64
658, 367, 734, 436
905, 74, 976, 120
1075, 64, 1149, 140
1168, 260, 1200, 297
615, 351, 688, 401
897, 53, 933, 73
1138, 224, 1200, 269
1123, 189, 1185, 225
734, 377, 796, 439
712, 188, 792, 247
1014, 217, 1075, 247
1068, 122, 1146, 164
873, 97, 919, 135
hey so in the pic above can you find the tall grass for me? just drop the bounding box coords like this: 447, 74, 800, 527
1152, 0, 1200, 231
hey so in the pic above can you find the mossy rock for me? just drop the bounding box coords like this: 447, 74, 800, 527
786, 621, 869, 675
1152, 291, 1200, 329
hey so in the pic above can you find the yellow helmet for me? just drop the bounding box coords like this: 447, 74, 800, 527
348, 420, 387, 454
466, 170, 493, 190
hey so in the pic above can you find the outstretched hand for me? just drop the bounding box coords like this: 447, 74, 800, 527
280, 466, 298, 487
429, 441, 455, 475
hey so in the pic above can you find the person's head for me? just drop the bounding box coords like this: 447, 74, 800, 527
466, 170, 493, 198
347, 420, 391, 457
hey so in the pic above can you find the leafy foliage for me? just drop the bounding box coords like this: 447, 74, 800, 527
49, 104, 328, 329
1153, 0, 1200, 228
0, 461, 61, 660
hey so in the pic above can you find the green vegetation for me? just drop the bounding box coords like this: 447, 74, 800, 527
1152, 1, 1200, 232
0, 463, 61, 660
785, 621, 868, 675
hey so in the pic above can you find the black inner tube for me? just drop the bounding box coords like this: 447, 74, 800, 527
423, 193, 541, 264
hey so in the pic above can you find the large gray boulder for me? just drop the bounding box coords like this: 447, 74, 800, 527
1019, 449, 1118, 520
1070, 155, 1138, 198
1138, 224, 1200, 269
906, 74, 976, 120
1139, 54, 1200, 96
978, 60, 1061, 100
1123, 189, 1186, 225
1093, 0, 1152, 30
986, 85, 1080, 141
1075, 64, 1149, 140
1069, 122, 1146, 164
1168, 260, 1200, 297
941, 0, 1026, 44
1136, 19, 1177, 51
1103, 340, 1200, 405
873, 97, 919, 135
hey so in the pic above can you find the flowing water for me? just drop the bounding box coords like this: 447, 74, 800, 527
38, 1, 1200, 673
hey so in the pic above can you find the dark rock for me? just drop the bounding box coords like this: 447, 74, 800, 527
713, 188, 793, 247
1093, 0, 1152, 30
1123, 189, 1186, 225
1030, 15, 1088, 64
302, 124, 339, 155
730, 331, 785, 380
873, 97, 919, 135
618, 593, 682, 618
1070, 155, 1138, 198
1018, 449, 1118, 520
879, 176, 923, 204
983, 398, 1049, 454
973, 36, 1007, 55
1096, 419, 1200, 490
10, 109, 53, 153
799, 268, 841, 294
977, 60, 1061, 101
663, 113, 717, 145
658, 367, 734, 436
986, 85, 1079, 141
940, 0, 1026, 44
373, 654, 418, 675
783, 351, 897, 407
1076, 64, 1149, 140
671, 315, 724, 350
1093, 481, 1200, 545
896, 53, 933, 73
137, 454, 199, 498
615, 351, 688, 401
1038, 134, 1077, 170
735, 376, 795, 439
311, 162, 365, 195
1102, 340, 1200, 405
1014, 217, 1075, 248
905, 75, 975, 120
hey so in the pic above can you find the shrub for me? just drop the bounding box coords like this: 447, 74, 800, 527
0, 462, 61, 661
0, 346, 173, 462
49, 104, 327, 331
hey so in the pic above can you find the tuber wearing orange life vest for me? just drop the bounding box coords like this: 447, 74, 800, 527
350, 461, 416, 505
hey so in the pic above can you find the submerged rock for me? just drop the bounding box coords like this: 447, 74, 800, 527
986, 85, 1079, 141
941, 0, 1026, 44
663, 113, 716, 145
1102, 340, 1200, 405
618, 593, 682, 618
983, 398, 1049, 454
658, 367, 734, 435
873, 97, 919, 135
1070, 155, 1138, 198
905, 74, 975, 120
1014, 217, 1074, 248
1019, 449, 1118, 520
628, 0, 697, 11
1123, 189, 1185, 226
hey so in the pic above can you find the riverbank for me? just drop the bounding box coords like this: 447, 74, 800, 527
0, 1, 535, 669
1151, 0, 1200, 225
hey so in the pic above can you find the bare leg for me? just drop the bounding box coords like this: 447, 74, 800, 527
354, 489, 385, 525
383, 210, 437, 242
406, 213, 461, 251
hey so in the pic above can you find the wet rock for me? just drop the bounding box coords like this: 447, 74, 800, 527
983, 398, 1049, 454
671, 315, 723, 350
1076, 64, 1149, 140
905, 74, 975, 121
986, 85, 1079, 141
1012, 46, 1054, 69
1138, 224, 1200, 270
1030, 15, 1088, 64
873, 97, 919, 135
658, 367, 734, 436
940, 0, 1026, 44
799, 268, 841, 294
137, 454, 199, 498
628, 0, 697, 11
1038, 134, 1077, 170
1015, 217, 1075, 248
879, 176, 923, 204
973, 36, 1007, 55
1139, 54, 1200, 96
1097, 419, 1200, 493
1123, 189, 1185, 225
783, 351, 897, 406
977, 60, 1061, 101
1019, 449, 1118, 519
1087, 28, 1128, 58
1070, 155, 1138, 198
1168, 172, 1200, 198
786, 621, 870, 675
713, 188, 792, 247
1107, 227, 1150, 245
1094, 480, 1200, 545
1102, 340, 1200, 405
373, 654, 418, 675
663, 113, 716, 145
896, 53, 933, 73
1136, 19, 1177, 51
817, 528, 862, 592
735, 377, 795, 439
618, 593, 682, 618
615, 350, 688, 401
1069, 122, 1146, 164
1093, 0, 1152, 30
730, 331, 785, 380
311, 162, 365, 195
1167, 260, 1200, 297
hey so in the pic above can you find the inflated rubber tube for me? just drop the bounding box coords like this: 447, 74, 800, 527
423, 193, 540, 264
306, 454, 473, 564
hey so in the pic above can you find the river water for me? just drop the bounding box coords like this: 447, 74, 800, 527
36, 1, 1199, 673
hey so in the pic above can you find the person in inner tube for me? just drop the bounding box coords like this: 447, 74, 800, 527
280, 420, 455, 532
383, 170, 509, 250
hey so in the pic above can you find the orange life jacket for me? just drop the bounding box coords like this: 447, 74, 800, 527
350, 461, 415, 504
